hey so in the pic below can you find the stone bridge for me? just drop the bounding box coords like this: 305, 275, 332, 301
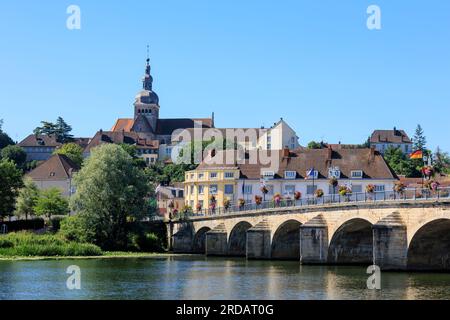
168, 199, 450, 271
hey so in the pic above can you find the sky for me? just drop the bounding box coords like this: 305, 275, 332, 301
0, 0, 449, 151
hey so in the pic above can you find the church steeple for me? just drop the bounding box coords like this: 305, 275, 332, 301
134, 48, 160, 132
143, 57, 153, 91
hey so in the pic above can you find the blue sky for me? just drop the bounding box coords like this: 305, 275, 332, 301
0, 1, 449, 151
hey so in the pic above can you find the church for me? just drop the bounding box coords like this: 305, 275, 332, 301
84, 57, 214, 164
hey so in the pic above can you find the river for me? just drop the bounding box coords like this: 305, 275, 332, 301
1, 256, 449, 300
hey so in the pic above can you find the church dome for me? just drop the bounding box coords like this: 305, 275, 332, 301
135, 89, 159, 105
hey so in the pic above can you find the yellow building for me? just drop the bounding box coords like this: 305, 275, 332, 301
184, 167, 240, 211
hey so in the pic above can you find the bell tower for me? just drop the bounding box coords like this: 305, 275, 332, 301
133, 54, 160, 132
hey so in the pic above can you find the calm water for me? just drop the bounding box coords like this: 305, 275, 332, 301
0, 256, 450, 300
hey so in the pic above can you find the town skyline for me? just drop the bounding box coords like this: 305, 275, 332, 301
1, 1, 449, 152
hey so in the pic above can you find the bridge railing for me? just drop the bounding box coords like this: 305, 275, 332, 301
175, 187, 450, 219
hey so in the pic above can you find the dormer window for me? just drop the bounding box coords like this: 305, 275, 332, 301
262, 171, 275, 179
328, 167, 341, 179
351, 170, 363, 179
284, 171, 296, 179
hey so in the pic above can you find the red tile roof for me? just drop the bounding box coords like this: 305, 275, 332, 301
196, 147, 398, 180
370, 129, 412, 144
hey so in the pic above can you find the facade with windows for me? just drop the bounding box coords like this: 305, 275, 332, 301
370, 128, 413, 155
184, 167, 240, 210
189, 147, 398, 208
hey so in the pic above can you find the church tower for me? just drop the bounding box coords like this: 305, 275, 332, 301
133, 57, 160, 132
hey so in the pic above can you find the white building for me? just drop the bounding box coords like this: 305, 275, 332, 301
370, 128, 413, 155
26, 154, 79, 197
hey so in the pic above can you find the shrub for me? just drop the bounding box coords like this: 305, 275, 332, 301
59, 215, 91, 243
129, 232, 164, 252
0, 232, 102, 257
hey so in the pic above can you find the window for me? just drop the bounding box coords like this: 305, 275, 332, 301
224, 184, 234, 195
351, 170, 363, 179
262, 171, 275, 179
209, 185, 218, 194
328, 185, 338, 194
284, 171, 296, 179
284, 185, 295, 195
190, 174, 195, 180
352, 185, 363, 193
224, 172, 234, 179
375, 185, 385, 192
267, 144, 272, 149
198, 173, 204, 180
210, 172, 218, 179
328, 167, 341, 179
179, 190, 184, 198
190, 185, 195, 194
199, 200, 204, 208
198, 185, 204, 194
307, 185, 318, 195
243, 185, 253, 195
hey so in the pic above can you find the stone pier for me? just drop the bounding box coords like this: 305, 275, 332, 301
373, 212, 408, 270
246, 220, 271, 259
206, 223, 228, 256
300, 215, 328, 264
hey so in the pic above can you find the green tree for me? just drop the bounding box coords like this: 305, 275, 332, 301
119, 144, 147, 169
33, 121, 57, 136
15, 178, 40, 220
70, 144, 150, 250
53, 143, 84, 167
434, 147, 450, 175
55, 117, 73, 143
1, 145, 27, 169
34, 117, 73, 143
33, 187, 69, 219
0, 159, 23, 220
413, 124, 427, 151
307, 141, 324, 149
0, 119, 15, 150
384, 146, 419, 177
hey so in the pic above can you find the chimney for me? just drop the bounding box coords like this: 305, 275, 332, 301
327, 145, 332, 160
370, 145, 376, 162
283, 146, 290, 158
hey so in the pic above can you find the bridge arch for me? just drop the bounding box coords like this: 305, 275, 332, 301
407, 218, 450, 271
328, 218, 373, 265
228, 221, 252, 257
271, 219, 302, 260
192, 227, 211, 254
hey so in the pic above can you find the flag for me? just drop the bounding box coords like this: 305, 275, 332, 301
410, 150, 423, 159
305, 167, 315, 180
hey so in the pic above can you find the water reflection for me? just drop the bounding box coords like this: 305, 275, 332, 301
0, 256, 449, 300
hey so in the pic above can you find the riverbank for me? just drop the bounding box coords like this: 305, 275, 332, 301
0, 251, 182, 261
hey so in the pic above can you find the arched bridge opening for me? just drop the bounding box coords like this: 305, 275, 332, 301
271, 220, 302, 260
328, 218, 373, 265
408, 219, 450, 271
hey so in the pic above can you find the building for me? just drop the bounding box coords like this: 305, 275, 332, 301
109, 57, 213, 162
18, 135, 91, 162
83, 130, 160, 165
26, 154, 79, 197
370, 128, 413, 155
184, 146, 398, 209
171, 118, 300, 156
156, 183, 185, 219
18, 135, 61, 161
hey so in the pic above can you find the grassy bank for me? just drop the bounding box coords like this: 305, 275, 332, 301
0, 232, 102, 257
